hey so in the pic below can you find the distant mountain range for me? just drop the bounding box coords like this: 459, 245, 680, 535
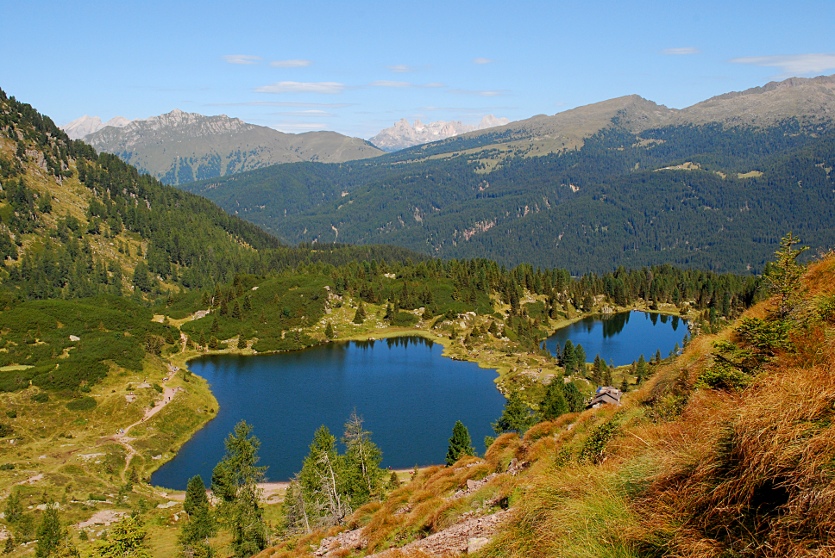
369, 115, 510, 151
63, 110, 383, 185
63, 114, 131, 139
181, 74, 835, 274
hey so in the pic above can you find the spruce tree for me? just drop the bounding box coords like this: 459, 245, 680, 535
352, 302, 366, 324
211, 421, 268, 558
299, 425, 349, 527
35, 505, 63, 558
341, 411, 383, 507
765, 232, 808, 319
636, 354, 648, 383
540, 380, 569, 421
564, 382, 585, 413
324, 321, 335, 340
492, 392, 535, 434
184, 475, 209, 517
574, 344, 587, 372
5, 489, 22, 524
445, 420, 475, 465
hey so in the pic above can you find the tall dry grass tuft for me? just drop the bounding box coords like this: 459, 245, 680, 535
633, 361, 835, 557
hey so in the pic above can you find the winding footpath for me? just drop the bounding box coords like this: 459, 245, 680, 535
105, 363, 182, 482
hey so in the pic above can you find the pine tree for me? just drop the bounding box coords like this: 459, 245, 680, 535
35, 505, 64, 558
574, 344, 587, 372
324, 321, 335, 340
95, 515, 150, 558
352, 302, 366, 324
492, 392, 535, 434
564, 382, 585, 413
211, 421, 268, 558
184, 475, 209, 517
236, 335, 246, 350
299, 425, 349, 527
636, 354, 648, 383
281, 478, 310, 535
540, 380, 569, 421
561, 339, 575, 374
765, 232, 808, 319
5, 489, 22, 524
341, 412, 383, 507
445, 420, 475, 465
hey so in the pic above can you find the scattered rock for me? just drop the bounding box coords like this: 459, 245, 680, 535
368, 510, 509, 557
69, 335, 80, 342
76, 510, 127, 529
315, 528, 365, 556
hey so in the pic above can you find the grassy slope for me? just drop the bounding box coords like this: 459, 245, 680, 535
257, 253, 835, 558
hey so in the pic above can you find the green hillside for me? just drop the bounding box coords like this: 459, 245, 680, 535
182, 80, 835, 274
1, 87, 832, 558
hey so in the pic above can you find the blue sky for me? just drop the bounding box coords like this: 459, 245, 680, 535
2, 0, 835, 139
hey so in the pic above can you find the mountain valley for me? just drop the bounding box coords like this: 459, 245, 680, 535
1, 75, 834, 558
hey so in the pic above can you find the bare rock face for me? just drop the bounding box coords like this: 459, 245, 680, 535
62, 115, 130, 140
370, 115, 510, 152
74, 110, 382, 184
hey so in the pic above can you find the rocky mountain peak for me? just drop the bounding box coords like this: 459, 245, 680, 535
62, 114, 130, 140
370, 114, 509, 152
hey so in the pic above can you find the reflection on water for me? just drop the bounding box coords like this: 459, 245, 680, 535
545, 311, 687, 366
151, 336, 503, 489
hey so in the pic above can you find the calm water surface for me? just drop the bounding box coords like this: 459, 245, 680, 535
544, 311, 688, 366
151, 337, 505, 489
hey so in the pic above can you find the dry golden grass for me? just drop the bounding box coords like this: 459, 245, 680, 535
261, 255, 835, 558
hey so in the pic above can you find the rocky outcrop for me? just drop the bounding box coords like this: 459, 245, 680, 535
370, 115, 509, 152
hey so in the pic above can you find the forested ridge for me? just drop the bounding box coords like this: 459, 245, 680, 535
0, 88, 762, 393
184, 118, 835, 273
3, 86, 834, 558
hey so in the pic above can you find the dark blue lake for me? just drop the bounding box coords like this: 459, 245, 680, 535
151, 336, 505, 489
544, 311, 688, 366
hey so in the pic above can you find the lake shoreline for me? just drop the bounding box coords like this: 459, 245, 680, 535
151, 301, 692, 493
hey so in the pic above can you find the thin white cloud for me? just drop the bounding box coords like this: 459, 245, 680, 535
423, 82, 445, 88
388, 64, 412, 73
207, 101, 353, 108
256, 81, 345, 94
223, 54, 262, 65
730, 53, 835, 74
371, 80, 412, 88
473, 57, 493, 65
663, 47, 700, 55
270, 59, 312, 68
278, 109, 331, 116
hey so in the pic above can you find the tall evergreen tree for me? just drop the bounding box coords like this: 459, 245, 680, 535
299, 425, 349, 528
35, 505, 66, 558
564, 382, 586, 413
95, 515, 150, 558
574, 344, 587, 372
764, 232, 808, 319
540, 380, 569, 421
341, 411, 383, 507
636, 354, 648, 383
493, 392, 535, 435
445, 420, 475, 465
211, 421, 268, 558
352, 302, 366, 324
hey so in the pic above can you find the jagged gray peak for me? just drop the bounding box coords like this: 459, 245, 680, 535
62, 115, 130, 140
81, 110, 382, 185
370, 115, 509, 152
